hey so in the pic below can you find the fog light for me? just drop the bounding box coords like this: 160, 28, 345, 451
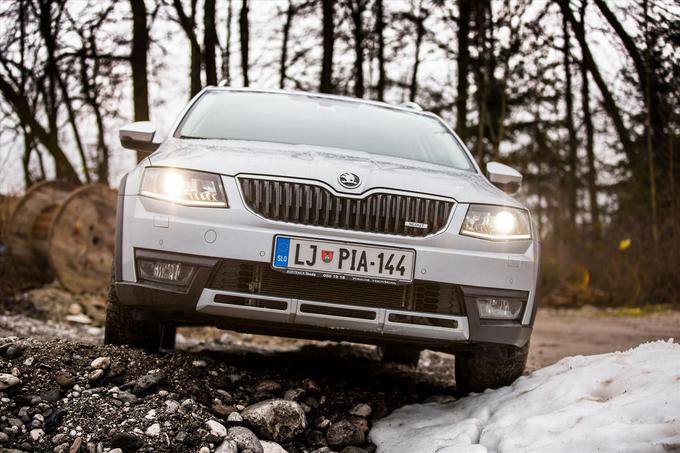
476, 297, 524, 320
137, 260, 195, 286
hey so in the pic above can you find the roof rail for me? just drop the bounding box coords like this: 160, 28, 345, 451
218, 80, 230, 87
400, 101, 423, 111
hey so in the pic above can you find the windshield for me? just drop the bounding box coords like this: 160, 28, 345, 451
177, 90, 475, 171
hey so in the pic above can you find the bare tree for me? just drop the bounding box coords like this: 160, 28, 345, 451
239, 0, 250, 87
320, 0, 335, 93
204, 0, 218, 86
129, 0, 150, 129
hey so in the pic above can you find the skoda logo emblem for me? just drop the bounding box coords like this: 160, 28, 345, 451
338, 172, 361, 189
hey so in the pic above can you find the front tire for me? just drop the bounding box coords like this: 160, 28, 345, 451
104, 276, 163, 352
455, 342, 529, 395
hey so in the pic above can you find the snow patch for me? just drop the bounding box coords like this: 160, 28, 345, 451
370, 340, 680, 453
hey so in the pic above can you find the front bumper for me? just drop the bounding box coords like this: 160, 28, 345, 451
115, 172, 539, 350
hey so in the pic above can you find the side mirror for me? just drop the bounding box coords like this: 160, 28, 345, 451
486, 162, 522, 195
119, 121, 160, 153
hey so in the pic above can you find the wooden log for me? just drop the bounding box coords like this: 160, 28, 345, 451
48, 184, 117, 293
5, 181, 78, 268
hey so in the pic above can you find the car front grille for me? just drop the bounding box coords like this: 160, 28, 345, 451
208, 259, 465, 316
238, 177, 454, 237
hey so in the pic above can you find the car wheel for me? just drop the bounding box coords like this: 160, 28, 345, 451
104, 273, 162, 352
378, 345, 421, 367
455, 342, 529, 395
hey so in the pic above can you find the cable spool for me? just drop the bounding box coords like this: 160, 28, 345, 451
6, 181, 117, 293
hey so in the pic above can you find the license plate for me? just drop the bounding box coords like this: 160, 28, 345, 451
272, 236, 415, 284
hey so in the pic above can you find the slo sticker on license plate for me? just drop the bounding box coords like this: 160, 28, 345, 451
272, 236, 415, 284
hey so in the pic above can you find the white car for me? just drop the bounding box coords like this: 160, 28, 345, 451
108, 88, 540, 393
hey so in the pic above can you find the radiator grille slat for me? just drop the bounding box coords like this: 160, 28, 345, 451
239, 178, 453, 237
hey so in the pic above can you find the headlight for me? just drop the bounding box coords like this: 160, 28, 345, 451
460, 204, 531, 240
140, 167, 228, 207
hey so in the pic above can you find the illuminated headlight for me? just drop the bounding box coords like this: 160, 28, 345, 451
460, 205, 531, 240
140, 167, 228, 207
476, 297, 524, 320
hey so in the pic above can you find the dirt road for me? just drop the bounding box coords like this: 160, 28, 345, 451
528, 308, 680, 369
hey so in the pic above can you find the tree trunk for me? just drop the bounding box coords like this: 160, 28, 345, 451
129, 0, 150, 154
350, 0, 366, 98
239, 0, 250, 87
320, 0, 335, 93
409, 10, 425, 102
374, 0, 386, 101
279, 0, 294, 89
456, 0, 471, 142
223, 0, 233, 84
562, 14, 578, 231
204, 0, 218, 86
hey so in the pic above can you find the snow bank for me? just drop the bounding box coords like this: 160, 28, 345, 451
370, 341, 680, 453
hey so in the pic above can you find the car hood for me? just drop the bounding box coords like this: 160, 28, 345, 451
148, 138, 524, 207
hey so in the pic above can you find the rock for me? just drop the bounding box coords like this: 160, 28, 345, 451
207, 420, 227, 438
241, 399, 306, 442
90, 357, 111, 370
0, 373, 21, 391
179, 398, 196, 413
65, 314, 92, 324
212, 401, 236, 418
6, 343, 26, 359
303, 378, 321, 395
145, 423, 160, 437
261, 440, 288, 453
109, 450, 123, 453
306, 430, 328, 448
227, 426, 263, 453
110, 432, 144, 452
30, 428, 44, 441
0, 432, 8, 443
165, 400, 179, 414
341, 447, 368, 453
68, 303, 83, 315
349, 404, 372, 418
23, 357, 35, 367
69, 437, 82, 453
88, 369, 104, 381
215, 439, 238, 453
198, 448, 210, 453
192, 360, 207, 368
115, 391, 137, 404
310, 448, 334, 453
423, 394, 457, 404
52, 434, 67, 444
326, 420, 365, 448
283, 388, 305, 401
256, 380, 282, 393
349, 416, 369, 434
132, 372, 165, 395
53, 371, 76, 388
304, 396, 319, 409
227, 412, 243, 423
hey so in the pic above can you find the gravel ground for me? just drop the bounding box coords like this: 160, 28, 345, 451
1, 275, 679, 453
